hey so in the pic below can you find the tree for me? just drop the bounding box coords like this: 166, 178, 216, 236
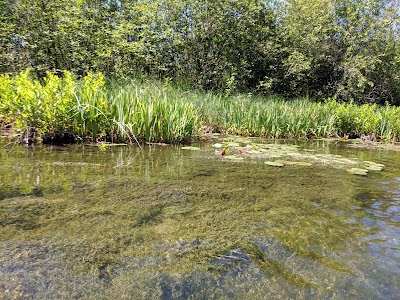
0, 0, 399, 103
278, 0, 340, 98
334, 0, 400, 103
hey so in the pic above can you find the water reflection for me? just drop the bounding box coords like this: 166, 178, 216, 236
0, 140, 399, 299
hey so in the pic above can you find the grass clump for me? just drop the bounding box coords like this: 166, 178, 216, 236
107, 81, 198, 143
1, 69, 400, 144
0, 70, 199, 144
194, 95, 336, 138
192, 94, 400, 142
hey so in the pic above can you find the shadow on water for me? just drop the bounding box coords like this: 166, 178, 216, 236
0, 139, 399, 299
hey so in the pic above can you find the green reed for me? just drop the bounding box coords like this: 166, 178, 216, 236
193, 94, 400, 141
192, 94, 338, 138
0, 70, 199, 143
1, 69, 400, 143
107, 82, 198, 143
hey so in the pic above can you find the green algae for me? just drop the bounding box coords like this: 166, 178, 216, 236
0, 140, 398, 299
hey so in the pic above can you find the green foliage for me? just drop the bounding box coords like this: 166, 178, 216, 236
72, 72, 108, 139
0, 73, 13, 121
0, 69, 76, 131
106, 83, 199, 143
334, 0, 400, 103
1, 0, 398, 103
278, 0, 337, 97
0, 70, 199, 143
2, 69, 400, 143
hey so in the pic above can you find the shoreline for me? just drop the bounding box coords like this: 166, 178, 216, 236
2, 126, 400, 152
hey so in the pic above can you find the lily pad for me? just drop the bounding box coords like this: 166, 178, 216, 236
365, 165, 383, 171
264, 161, 284, 167
374, 163, 385, 168
347, 168, 368, 176
181, 146, 200, 150
283, 161, 312, 167
267, 154, 283, 158
286, 152, 301, 157
364, 161, 385, 168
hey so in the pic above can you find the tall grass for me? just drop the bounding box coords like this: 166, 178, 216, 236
191, 94, 400, 142
1, 69, 400, 143
0, 70, 199, 143
107, 81, 198, 143
193, 94, 327, 138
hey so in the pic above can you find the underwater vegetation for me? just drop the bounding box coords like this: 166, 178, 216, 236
0, 138, 398, 299
184, 136, 385, 177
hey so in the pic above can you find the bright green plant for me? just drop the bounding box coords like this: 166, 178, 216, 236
72, 72, 108, 140
1, 69, 400, 144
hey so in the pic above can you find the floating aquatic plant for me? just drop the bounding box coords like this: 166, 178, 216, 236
264, 161, 284, 167
346, 168, 368, 176
283, 161, 313, 167
211, 136, 386, 176
221, 147, 230, 156
365, 165, 383, 171
363, 161, 385, 171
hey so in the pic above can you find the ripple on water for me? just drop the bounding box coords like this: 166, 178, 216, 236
1, 140, 400, 299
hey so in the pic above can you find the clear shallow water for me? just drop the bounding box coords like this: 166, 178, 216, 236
0, 139, 399, 299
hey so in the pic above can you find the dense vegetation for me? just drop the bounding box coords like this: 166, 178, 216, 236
2, 70, 400, 143
1, 0, 399, 104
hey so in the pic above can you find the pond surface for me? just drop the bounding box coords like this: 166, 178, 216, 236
0, 138, 399, 299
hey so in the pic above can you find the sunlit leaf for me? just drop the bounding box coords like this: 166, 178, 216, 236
265, 161, 284, 167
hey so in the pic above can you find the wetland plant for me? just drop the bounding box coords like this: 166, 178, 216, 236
0, 70, 199, 144
2, 69, 400, 144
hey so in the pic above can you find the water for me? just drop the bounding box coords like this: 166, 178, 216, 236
0, 139, 399, 299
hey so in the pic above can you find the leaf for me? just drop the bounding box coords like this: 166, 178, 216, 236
247, 150, 262, 154
365, 165, 383, 171
283, 161, 312, 166
364, 161, 385, 168
225, 142, 240, 147
264, 161, 284, 167
346, 168, 368, 176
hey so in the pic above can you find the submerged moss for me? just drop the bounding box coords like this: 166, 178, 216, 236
0, 140, 398, 299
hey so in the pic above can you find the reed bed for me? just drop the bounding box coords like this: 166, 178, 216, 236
192, 94, 400, 142
106, 82, 198, 143
0, 70, 198, 143
1, 69, 400, 143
